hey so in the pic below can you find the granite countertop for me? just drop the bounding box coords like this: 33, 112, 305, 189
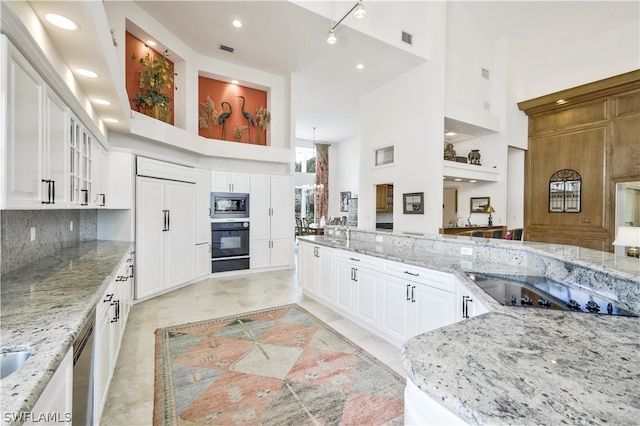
0, 240, 132, 422
299, 234, 640, 425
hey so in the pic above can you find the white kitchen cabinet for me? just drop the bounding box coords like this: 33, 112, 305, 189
136, 158, 196, 299
336, 250, 381, 329
42, 87, 70, 206
194, 168, 212, 279
94, 250, 134, 424
26, 348, 72, 426
250, 174, 292, 269
104, 150, 134, 209
299, 241, 334, 301
212, 170, 250, 193
92, 139, 107, 207
380, 263, 457, 346
1, 35, 43, 209
456, 279, 489, 320
195, 168, 212, 244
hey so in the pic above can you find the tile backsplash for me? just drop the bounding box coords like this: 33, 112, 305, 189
0, 209, 97, 275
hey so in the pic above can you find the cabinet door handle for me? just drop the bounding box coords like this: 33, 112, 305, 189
162, 210, 169, 231
167, 209, 170, 231
406, 284, 411, 301
51, 180, 56, 204
41, 180, 52, 204
404, 270, 419, 277
100, 193, 106, 206
462, 296, 472, 319
103, 294, 114, 303
81, 189, 88, 206
353, 268, 358, 282
411, 286, 416, 303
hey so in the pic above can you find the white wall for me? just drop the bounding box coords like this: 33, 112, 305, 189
329, 135, 359, 219
358, 3, 446, 235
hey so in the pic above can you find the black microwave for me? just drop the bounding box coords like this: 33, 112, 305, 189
211, 192, 250, 219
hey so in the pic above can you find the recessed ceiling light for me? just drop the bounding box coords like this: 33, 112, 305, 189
454, 178, 462, 182
356, 63, 364, 70
232, 20, 242, 28
103, 118, 119, 123
75, 68, 99, 78
93, 98, 111, 106
45, 13, 78, 31
469, 180, 477, 183
231, 80, 239, 85
146, 40, 157, 47
445, 131, 456, 136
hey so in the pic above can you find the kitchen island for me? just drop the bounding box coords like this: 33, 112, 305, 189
299, 229, 640, 425
0, 241, 132, 424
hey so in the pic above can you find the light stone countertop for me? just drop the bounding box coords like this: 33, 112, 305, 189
0, 240, 132, 424
299, 233, 640, 425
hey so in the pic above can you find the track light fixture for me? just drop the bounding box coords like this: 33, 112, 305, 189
326, 1, 366, 45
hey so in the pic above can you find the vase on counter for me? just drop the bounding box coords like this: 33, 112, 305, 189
468, 149, 481, 165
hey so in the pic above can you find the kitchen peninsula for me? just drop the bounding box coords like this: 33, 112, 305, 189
298, 228, 640, 425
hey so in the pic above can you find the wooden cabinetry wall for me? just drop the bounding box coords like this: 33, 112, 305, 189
518, 70, 640, 251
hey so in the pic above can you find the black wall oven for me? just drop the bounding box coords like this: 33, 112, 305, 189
211, 192, 249, 219
211, 221, 250, 272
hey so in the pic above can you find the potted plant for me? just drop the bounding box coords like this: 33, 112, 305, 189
131, 48, 176, 123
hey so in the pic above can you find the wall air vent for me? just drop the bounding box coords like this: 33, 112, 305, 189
219, 44, 235, 53
482, 68, 490, 79
401, 31, 413, 45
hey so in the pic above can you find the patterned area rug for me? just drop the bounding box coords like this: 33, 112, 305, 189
154, 304, 404, 425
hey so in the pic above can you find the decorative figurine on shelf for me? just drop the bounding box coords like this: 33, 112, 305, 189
444, 143, 456, 161
468, 149, 481, 165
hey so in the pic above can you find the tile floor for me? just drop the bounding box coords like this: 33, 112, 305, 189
100, 267, 405, 425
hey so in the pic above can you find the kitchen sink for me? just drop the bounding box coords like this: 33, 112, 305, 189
1, 350, 32, 379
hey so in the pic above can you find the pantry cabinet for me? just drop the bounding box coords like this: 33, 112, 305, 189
250, 174, 292, 269
136, 157, 196, 299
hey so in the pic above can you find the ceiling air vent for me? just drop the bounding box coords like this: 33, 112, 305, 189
219, 44, 235, 53
401, 31, 413, 45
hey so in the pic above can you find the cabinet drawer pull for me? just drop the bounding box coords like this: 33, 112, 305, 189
349, 257, 360, 262
404, 270, 419, 277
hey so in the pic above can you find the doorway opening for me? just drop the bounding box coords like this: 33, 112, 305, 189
375, 183, 394, 230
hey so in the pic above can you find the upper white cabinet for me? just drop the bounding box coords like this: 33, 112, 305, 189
249, 174, 292, 269
1, 35, 44, 208
212, 171, 250, 193
1, 35, 106, 210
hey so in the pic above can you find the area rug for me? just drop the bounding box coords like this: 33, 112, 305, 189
154, 304, 404, 425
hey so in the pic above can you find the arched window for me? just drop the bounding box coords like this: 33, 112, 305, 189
549, 169, 582, 212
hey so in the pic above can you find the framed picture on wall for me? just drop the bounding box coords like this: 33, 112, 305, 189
340, 191, 351, 212
470, 197, 490, 213
403, 192, 424, 214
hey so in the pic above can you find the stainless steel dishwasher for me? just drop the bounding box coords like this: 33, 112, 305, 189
72, 308, 95, 425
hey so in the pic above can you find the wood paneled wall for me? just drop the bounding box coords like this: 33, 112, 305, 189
518, 70, 640, 252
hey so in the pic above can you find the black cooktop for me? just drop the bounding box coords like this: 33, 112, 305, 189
467, 272, 637, 317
